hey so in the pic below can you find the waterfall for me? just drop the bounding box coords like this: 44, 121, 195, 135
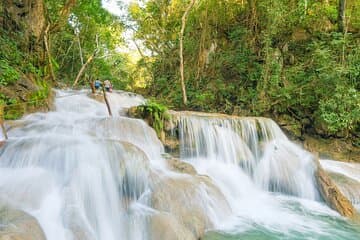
0, 90, 162, 240
174, 113, 360, 238
176, 113, 319, 200
0, 90, 359, 240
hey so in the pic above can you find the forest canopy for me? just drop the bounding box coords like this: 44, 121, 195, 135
0, 0, 359, 140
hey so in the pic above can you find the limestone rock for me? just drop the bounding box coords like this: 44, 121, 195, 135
315, 165, 356, 218
0, 204, 46, 240
328, 172, 360, 205
127, 106, 142, 119
151, 175, 231, 240
167, 158, 197, 175
149, 213, 195, 240
163, 136, 180, 155
304, 135, 360, 163
88, 93, 104, 103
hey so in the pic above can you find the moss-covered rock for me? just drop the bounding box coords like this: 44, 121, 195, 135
304, 135, 360, 163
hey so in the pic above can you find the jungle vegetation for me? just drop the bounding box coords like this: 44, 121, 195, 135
0, 0, 359, 141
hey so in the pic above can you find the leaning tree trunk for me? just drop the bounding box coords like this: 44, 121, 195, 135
72, 53, 96, 87
73, 35, 99, 87
179, 0, 195, 106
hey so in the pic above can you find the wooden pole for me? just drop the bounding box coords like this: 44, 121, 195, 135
0, 105, 8, 142
102, 85, 112, 116
90, 80, 96, 94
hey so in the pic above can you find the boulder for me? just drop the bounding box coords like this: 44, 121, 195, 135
0, 204, 46, 240
315, 163, 357, 218
275, 114, 302, 139
151, 174, 231, 240
303, 135, 360, 163
88, 93, 104, 103
127, 106, 140, 118
149, 213, 195, 240
328, 172, 360, 205
167, 158, 197, 175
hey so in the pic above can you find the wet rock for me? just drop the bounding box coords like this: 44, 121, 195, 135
328, 172, 360, 205
88, 93, 104, 103
151, 175, 231, 240
149, 213, 195, 240
127, 106, 141, 119
275, 114, 302, 139
167, 158, 197, 175
0, 204, 46, 240
304, 135, 360, 163
315, 161, 357, 218
163, 136, 180, 156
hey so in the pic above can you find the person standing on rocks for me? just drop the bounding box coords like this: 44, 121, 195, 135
104, 79, 112, 92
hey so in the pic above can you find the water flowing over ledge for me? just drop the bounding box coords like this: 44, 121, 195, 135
0, 90, 359, 240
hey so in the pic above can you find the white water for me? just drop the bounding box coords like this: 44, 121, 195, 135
175, 114, 360, 238
0, 90, 163, 240
0, 90, 359, 240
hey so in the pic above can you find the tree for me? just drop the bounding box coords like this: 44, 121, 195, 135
179, 0, 196, 106
338, 0, 346, 33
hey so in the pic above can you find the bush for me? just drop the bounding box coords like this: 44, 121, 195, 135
137, 101, 170, 136
318, 86, 360, 134
0, 60, 20, 86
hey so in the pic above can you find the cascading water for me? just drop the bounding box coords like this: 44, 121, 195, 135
174, 113, 360, 239
0, 90, 229, 240
176, 113, 319, 199
0, 90, 165, 240
0, 90, 359, 240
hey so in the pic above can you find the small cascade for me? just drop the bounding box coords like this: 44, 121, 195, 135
175, 113, 319, 200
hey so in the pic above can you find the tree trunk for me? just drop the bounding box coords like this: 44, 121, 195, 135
3, 0, 46, 51
44, 24, 56, 82
72, 54, 95, 87
179, 0, 195, 106
0, 106, 8, 142
338, 0, 346, 33
247, 0, 258, 35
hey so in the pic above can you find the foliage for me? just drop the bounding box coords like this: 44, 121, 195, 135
46, 0, 128, 88
0, 60, 19, 86
1, 0, 360, 138
28, 81, 51, 108
129, 0, 360, 138
319, 86, 360, 134
137, 101, 170, 136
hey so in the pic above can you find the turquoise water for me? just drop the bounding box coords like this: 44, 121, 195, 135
206, 216, 360, 239
205, 197, 360, 240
